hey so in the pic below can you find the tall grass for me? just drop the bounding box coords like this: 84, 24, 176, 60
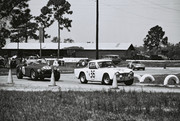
0, 90, 180, 121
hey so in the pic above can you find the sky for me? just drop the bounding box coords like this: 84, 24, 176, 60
28, 0, 180, 46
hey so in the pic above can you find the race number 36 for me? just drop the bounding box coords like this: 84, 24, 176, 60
90, 70, 95, 79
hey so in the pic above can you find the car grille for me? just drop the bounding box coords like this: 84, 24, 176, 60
116, 73, 133, 81
120, 73, 129, 77
42, 70, 51, 75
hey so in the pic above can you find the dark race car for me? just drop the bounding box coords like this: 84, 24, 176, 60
16, 59, 60, 81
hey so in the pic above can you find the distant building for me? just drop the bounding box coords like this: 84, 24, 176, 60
2, 42, 135, 59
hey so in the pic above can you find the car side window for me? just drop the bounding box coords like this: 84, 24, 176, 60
89, 62, 97, 69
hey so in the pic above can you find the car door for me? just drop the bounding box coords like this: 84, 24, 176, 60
87, 62, 97, 81
24, 62, 34, 76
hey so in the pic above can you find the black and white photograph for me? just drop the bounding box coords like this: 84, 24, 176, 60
0, 0, 180, 120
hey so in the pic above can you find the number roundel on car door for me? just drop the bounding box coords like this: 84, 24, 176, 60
90, 70, 95, 79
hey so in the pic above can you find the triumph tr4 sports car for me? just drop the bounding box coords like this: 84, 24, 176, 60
74, 59, 134, 85
16, 59, 60, 81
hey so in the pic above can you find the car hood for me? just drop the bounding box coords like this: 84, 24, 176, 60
102, 67, 133, 73
116, 67, 133, 73
134, 64, 145, 66
31, 63, 51, 69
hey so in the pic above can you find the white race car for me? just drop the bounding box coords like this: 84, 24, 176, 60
74, 59, 134, 85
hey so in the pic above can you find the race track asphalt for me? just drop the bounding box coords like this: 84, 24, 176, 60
0, 67, 180, 93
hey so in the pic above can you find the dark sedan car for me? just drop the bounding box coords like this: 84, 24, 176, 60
16, 59, 60, 81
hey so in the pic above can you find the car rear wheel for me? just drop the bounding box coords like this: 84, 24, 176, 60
79, 72, 87, 84
30, 70, 38, 80
124, 79, 134, 86
16, 68, 23, 79
102, 74, 112, 85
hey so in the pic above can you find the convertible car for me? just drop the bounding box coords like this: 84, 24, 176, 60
16, 59, 60, 81
74, 59, 134, 85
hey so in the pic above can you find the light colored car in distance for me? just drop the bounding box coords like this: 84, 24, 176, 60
25, 56, 39, 64
127, 61, 145, 70
74, 59, 134, 85
102, 54, 121, 65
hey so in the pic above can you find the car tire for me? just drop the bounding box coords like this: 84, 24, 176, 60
79, 72, 87, 84
124, 79, 134, 86
16, 68, 23, 79
30, 70, 38, 80
55, 72, 60, 81
102, 74, 112, 85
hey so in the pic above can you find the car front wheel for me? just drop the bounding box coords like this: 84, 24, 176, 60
16, 68, 23, 79
124, 79, 134, 86
102, 74, 112, 85
79, 73, 87, 84
30, 70, 38, 80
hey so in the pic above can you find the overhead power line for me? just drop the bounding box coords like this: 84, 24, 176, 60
90, 0, 180, 26
144, 0, 180, 12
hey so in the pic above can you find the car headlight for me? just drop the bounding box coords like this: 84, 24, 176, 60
54, 66, 57, 70
53, 67, 60, 72
57, 68, 60, 71
37, 69, 41, 73
115, 72, 120, 76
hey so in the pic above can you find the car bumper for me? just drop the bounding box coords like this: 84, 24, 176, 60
116, 73, 134, 82
116, 77, 134, 82
37, 70, 59, 78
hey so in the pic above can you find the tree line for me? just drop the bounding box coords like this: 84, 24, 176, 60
1, 0, 179, 59
0, 0, 73, 48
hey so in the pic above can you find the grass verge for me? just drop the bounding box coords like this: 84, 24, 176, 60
1, 90, 180, 121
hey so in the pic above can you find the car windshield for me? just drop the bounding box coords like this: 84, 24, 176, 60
34, 59, 47, 64
98, 61, 116, 68
133, 61, 141, 64
29, 56, 38, 59
103, 55, 119, 59
112, 56, 118, 59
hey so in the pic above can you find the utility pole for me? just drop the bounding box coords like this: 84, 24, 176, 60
39, 27, 44, 58
96, 0, 99, 59
58, 21, 60, 59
